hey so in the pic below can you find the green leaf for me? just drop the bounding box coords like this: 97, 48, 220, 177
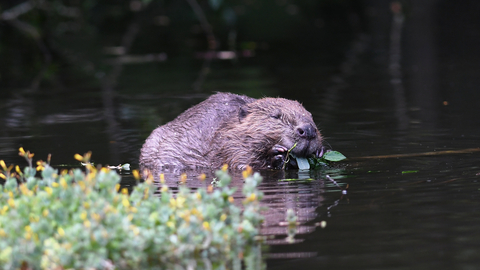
295, 157, 310, 170
322, 151, 347, 162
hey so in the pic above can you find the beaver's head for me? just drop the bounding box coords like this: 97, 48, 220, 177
235, 97, 324, 168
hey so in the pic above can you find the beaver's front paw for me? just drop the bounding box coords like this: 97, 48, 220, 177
268, 145, 289, 169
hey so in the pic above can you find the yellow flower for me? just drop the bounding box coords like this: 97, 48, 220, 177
159, 173, 165, 184
57, 227, 65, 237
42, 209, 49, 217
15, 165, 22, 174
60, 178, 67, 189
83, 202, 90, 209
8, 191, 13, 198
84, 151, 92, 161
29, 215, 39, 223
44, 187, 53, 195
0, 160, 6, 170
0, 229, 6, 237
191, 208, 201, 217
145, 173, 154, 184
92, 213, 101, 221
122, 198, 130, 208
143, 187, 150, 199
228, 196, 234, 203
19, 184, 31, 196
1, 205, 8, 215
0, 173, 5, 180
169, 198, 176, 208
221, 164, 228, 172
161, 185, 168, 193
51, 182, 59, 188
132, 170, 140, 180
36, 161, 45, 171
198, 173, 206, 181
244, 193, 256, 203
84, 220, 91, 228
121, 188, 129, 195
115, 183, 120, 192
203, 221, 210, 231
80, 211, 87, 220
8, 198, 15, 208
242, 165, 253, 179
131, 225, 140, 236
130, 207, 138, 213
220, 214, 227, 222
18, 147, 26, 155
77, 181, 86, 191
166, 221, 175, 229
74, 153, 83, 161
63, 243, 72, 250
180, 173, 187, 184
195, 192, 202, 200
176, 196, 186, 208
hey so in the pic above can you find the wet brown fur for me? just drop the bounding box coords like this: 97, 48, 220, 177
139, 93, 323, 171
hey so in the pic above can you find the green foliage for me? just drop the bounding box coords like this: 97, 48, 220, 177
0, 150, 265, 270
322, 151, 347, 162
308, 150, 347, 169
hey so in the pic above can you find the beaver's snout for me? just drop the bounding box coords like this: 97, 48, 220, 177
296, 123, 317, 139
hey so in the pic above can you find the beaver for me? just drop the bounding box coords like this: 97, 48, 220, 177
139, 92, 324, 171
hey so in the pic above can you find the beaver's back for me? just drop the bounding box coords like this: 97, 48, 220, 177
139, 93, 255, 170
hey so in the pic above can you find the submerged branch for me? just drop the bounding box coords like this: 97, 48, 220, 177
351, 148, 480, 160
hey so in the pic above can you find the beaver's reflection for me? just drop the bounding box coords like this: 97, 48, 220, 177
144, 168, 346, 252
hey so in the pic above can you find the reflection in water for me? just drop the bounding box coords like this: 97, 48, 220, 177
137, 167, 348, 261
405, 0, 440, 128
389, 2, 409, 131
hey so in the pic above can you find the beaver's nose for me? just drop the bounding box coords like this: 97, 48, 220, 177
296, 124, 317, 139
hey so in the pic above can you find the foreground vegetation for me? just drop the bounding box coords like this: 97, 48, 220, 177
0, 149, 264, 269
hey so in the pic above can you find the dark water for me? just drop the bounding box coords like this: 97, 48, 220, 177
2, 2, 480, 269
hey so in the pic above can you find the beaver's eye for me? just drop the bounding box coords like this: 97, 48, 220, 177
270, 109, 282, 119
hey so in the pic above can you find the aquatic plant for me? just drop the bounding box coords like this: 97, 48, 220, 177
0, 149, 265, 270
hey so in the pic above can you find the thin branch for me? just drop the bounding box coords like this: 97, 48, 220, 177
185, 0, 217, 91
0, 1, 35, 21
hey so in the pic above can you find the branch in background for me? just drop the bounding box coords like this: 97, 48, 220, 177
186, 0, 217, 91
0, 1, 35, 21
5, 18, 51, 92
5, 18, 40, 38
1, 1, 55, 92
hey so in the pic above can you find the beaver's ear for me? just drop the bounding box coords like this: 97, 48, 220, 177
238, 106, 250, 121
